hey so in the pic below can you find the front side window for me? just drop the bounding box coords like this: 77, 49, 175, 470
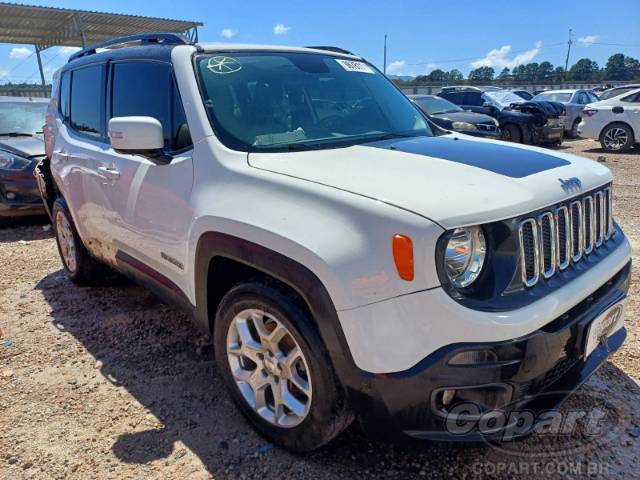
70, 65, 104, 138
110, 61, 191, 151
0, 101, 47, 135
195, 52, 430, 151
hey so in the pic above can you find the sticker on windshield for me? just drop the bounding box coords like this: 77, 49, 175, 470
206, 56, 242, 74
335, 59, 374, 74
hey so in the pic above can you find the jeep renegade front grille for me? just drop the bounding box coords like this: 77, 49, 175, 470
518, 186, 614, 287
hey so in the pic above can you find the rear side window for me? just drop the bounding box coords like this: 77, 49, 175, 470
621, 92, 640, 103
110, 61, 191, 152
59, 72, 70, 122
70, 65, 105, 138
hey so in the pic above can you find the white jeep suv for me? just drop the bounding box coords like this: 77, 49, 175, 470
39, 34, 632, 451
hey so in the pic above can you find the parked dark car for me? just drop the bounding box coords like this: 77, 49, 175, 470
408, 94, 499, 138
0, 96, 48, 224
438, 87, 564, 146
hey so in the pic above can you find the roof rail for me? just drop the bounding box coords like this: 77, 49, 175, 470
69, 33, 194, 62
305, 46, 355, 56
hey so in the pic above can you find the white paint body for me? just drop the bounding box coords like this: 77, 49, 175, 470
578, 88, 640, 141
47, 45, 632, 374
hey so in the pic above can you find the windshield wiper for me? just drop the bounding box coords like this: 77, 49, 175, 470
0, 132, 37, 137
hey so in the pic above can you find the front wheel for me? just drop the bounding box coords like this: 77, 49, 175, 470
501, 124, 521, 143
214, 279, 352, 451
600, 123, 634, 152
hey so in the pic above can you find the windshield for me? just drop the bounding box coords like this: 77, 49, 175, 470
533, 92, 572, 103
195, 52, 431, 151
413, 96, 462, 115
482, 91, 524, 109
0, 101, 47, 135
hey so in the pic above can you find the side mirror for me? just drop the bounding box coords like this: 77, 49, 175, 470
109, 116, 164, 152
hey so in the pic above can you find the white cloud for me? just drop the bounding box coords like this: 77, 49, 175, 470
221, 28, 237, 39
273, 23, 291, 35
59, 46, 81, 54
577, 35, 598, 47
0, 67, 8, 80
9, 47, 32, 59
386, 60, 407, 75
471, 41, 542, 69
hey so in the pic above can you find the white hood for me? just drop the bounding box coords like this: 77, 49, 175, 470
248, 134, 613, 229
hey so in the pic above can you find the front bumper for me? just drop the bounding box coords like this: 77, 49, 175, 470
531, 124, 564, 144
349, 260, 631, 442
0, 163, 46, 218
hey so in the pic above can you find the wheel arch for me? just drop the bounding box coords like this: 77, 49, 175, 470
194, 231, 365, 391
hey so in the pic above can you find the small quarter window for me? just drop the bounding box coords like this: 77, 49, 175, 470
59, 71, 70, 122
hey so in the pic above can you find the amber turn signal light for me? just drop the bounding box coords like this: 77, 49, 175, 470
392, 234, 414, 281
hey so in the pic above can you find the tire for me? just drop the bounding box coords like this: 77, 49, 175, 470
568, 118, 581, 139
214, 279, 352, 451
501, 124, 521, 143
52, 197, 106, 285
600, 123, 634, 152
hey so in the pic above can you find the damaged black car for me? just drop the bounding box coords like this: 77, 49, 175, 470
438, 87, 564, 146
0, 96, 48, 225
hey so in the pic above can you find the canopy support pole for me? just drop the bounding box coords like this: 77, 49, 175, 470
34, 45, 47, 97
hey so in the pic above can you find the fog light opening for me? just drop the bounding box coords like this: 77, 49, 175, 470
433, 384, 513, 418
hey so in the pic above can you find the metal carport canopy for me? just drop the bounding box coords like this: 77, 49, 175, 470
0, 2, 202, 92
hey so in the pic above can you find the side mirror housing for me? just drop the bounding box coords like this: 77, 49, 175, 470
109, 116, 164, 152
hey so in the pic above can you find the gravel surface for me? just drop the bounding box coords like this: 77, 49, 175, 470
1, 139, 639, 479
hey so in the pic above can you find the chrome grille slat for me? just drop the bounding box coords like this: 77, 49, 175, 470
518, 185, 614, 287
570, 200, 583, 262
555, 206, 571, 270
594, 191, 604, 247
519, 218, 539, 287
583, 196, 595, 255
538, 212, 556, 278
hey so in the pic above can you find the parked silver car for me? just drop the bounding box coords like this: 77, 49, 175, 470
532, 89, 599, 138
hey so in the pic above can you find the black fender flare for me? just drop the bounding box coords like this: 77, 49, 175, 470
194, 231, 371, 394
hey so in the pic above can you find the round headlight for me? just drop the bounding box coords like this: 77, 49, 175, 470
444, 226, 486, 288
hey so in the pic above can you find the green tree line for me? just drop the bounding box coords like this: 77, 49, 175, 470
399, 53, 640, 85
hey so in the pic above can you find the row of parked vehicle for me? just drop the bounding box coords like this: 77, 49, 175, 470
408, 84, 640, 152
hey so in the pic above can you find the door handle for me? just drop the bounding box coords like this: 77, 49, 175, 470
98, 166, 120, 180
53, 150, 69, 162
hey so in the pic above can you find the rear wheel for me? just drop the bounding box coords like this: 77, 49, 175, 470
501, 124, 521, 143
568, 118, 581, 139
600, 123, 634, 152
52, 198, 106, 285
214, 279, 352, 451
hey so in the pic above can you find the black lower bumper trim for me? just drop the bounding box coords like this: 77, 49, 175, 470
350, 261, 631, 442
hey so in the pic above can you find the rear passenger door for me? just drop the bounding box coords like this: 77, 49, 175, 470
53, 64, 110, 248
100, 60, 194, 283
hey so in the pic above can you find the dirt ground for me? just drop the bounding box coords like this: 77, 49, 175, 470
1, 138, 639, 479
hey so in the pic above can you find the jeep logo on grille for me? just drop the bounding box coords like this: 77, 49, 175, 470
558, 177, 582, 193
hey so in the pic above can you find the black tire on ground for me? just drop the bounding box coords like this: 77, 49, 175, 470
214, 279, 352, 452
600, 123, 635, 152
568, 118, 581, 139
501, 124, 522, 143
51, 197, 107, 285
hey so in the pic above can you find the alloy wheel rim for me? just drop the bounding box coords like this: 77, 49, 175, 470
226, 308, 312, 428
603, 128, 628, 150
55, 211, 77, 273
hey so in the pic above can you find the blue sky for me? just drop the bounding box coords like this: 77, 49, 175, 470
1, 0, 639, 83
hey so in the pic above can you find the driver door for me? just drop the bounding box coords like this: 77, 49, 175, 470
100, 60, 194, 287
